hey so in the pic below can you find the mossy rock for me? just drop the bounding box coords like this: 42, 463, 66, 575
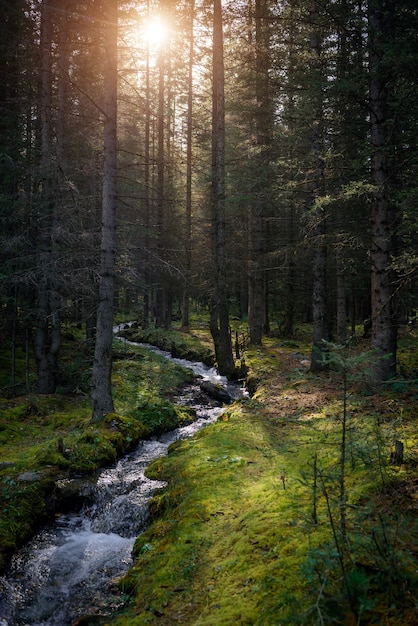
129, 401, 189, 436
103, 413, 150, 444
246, 374, 260, 395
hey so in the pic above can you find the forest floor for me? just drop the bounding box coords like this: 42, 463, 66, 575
1, 323, 417, 625
108, 329, 418, 626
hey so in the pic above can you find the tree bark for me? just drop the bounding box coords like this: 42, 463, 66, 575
368, 0, 397, 382
182, 0, 195, 328
336, 243, 347, 343
309, 7, 329, 372
155, 41, 166, 329
142, 0, 151, 330
210, 0, 235, 377
282, 16, 297, 338
34, 0, 61, 394
91, 0, 118, 422
248, 0, 272, 346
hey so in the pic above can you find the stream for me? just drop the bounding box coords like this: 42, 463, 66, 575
2, 333, 245, 626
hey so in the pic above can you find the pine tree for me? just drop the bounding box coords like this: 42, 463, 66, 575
368, 0, 398, 382
91, 0, 118, 421
209, 0, 235, 377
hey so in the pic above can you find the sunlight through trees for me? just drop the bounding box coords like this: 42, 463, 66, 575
0, 0, 417, 397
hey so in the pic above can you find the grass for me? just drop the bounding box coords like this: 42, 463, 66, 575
0, 320, 417, 625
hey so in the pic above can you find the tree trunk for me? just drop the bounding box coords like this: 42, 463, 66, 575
282, 18, 297, 338
210, 0, 235, 377
309, 7, 329, 372
311, 223, 329, 371
91, 0, 118, 422
336, 243, 347, 343
182, 0, 195, 328
142, 0, 151, 330
34, 0, 61, 394
391, 440, 404, 465
155, 42, 166, 329
368, 0, 397, 382
248, 0, 272, 346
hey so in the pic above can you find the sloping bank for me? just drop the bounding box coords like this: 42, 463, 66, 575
103, 400, 348, 626
104, 346, 417, 626
109, 400, 309, 626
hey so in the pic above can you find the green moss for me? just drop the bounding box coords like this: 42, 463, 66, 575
117, 325, 215, 366
1, 321, 417, 625
0, 328, 199, 574
0, 474, 53, 571
108, 377, 417, 626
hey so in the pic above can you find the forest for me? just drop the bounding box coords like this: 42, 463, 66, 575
0, 0, 417, 625
1, 0, 418, 400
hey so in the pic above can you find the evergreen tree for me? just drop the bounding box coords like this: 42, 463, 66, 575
209, 0, 235, 377
91, 0, 118, 421
34, 0, 61, 394
247, 0, 274, 345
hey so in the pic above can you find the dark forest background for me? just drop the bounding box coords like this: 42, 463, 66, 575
1, 0, 417, 413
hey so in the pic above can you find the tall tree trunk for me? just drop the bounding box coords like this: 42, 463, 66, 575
282, 16, 297, 338
368, 0, 397, 382
182, 0, 195, 328
142, 0, 151, 330
309, 6, 329, 372
91, 0, 118, 422
248, 0, 272, 346
210, 0, 235, 377
336, 242, 347, 343
155, 41, 167, 328
56, 0, 69, 192
34, 0, 61, 394
335, 0, 349, 345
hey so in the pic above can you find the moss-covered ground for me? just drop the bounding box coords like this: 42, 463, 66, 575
0, 330, 200, 572
1, 319, 417, 625
106, 330, 417, 626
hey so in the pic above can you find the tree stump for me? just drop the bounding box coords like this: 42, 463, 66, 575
390, 440, 404, 465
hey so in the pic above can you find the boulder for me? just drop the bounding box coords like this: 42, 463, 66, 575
200, 380, 232, 404
18, 471, 40, 482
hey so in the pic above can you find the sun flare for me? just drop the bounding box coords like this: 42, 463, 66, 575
142, 15, 169, 49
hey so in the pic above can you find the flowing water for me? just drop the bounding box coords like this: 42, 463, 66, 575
2, 335, 244, 626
